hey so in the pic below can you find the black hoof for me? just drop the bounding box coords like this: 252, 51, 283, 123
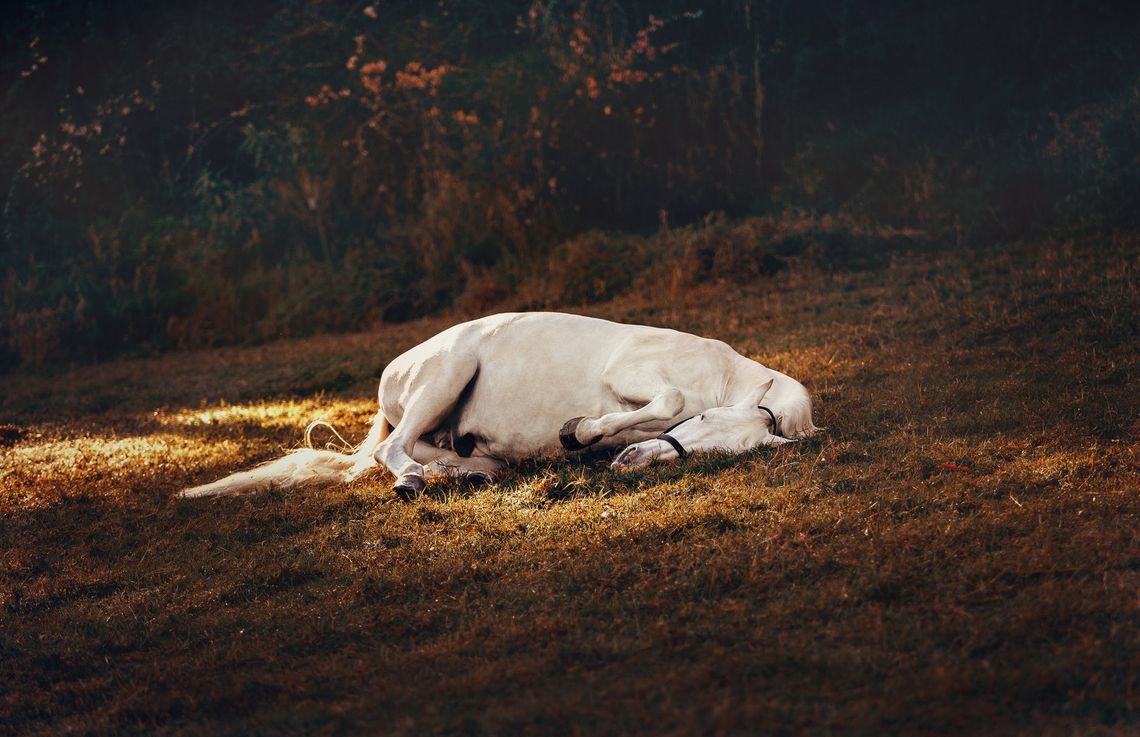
559, 416, 602, 451
393, 475, 425, 502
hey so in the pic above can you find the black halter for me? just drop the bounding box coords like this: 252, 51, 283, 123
759, 405, 782, 437
657, 431, 689, 458
655, 414, 692, 458
655, 406, 782, 459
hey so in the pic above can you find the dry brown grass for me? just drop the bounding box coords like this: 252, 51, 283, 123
2, 234, 1138, 736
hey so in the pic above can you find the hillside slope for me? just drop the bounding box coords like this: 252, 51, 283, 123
1, 234, 1137, 736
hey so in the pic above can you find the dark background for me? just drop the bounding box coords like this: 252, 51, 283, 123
2, 0, 1138, 368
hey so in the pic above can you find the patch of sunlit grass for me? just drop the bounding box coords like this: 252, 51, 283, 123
0, 397, 378, 512
160, 397, 373, 433
0, 433, 243, 507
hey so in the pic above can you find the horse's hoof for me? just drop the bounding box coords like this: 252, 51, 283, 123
559, 417, 602, 451
393, 475, 425, 502
463, 471, 495, 486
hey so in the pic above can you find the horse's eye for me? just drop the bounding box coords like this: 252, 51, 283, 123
699, 414, 705, 421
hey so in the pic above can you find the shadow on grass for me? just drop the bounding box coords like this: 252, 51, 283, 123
415, 440, 826, 504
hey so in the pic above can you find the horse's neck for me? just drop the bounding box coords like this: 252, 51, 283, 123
724, 356, 779, 405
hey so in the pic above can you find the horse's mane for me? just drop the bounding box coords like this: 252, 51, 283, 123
773, 378, 820, 440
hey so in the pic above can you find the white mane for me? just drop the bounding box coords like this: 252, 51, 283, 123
770, 375, 820, 440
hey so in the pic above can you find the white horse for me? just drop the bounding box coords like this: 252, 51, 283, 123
179, 312, 819, 499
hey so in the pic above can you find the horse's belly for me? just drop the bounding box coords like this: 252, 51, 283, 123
458, 374, 622, 461
473, 425, 658, 462
458, 370, 685, 461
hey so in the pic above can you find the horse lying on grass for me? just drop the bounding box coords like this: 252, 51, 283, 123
179, 312, 819, 500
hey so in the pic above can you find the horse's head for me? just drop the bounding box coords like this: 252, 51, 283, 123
610, 376, 819, 471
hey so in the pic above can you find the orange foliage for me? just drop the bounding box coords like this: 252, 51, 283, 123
395, 62, 451, 95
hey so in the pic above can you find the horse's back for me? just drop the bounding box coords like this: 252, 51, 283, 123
467, 311, 727, 397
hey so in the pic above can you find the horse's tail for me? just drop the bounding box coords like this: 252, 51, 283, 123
178, 410, 390, 499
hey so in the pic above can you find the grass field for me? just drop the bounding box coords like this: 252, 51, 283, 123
2, 233, 1138, 736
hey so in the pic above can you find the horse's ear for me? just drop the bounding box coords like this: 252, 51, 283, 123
749, 378, 775, 405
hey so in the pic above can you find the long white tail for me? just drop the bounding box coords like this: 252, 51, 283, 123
178, 411, 390, 499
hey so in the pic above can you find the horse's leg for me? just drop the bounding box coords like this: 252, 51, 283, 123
374, 353, 478, 498
561, 379, 686, 450
409, 440, 505, 483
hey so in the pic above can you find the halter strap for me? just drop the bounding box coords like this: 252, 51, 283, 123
655, 413, 696, 458
657, 432, 688, 458
759, 405, 781, 437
